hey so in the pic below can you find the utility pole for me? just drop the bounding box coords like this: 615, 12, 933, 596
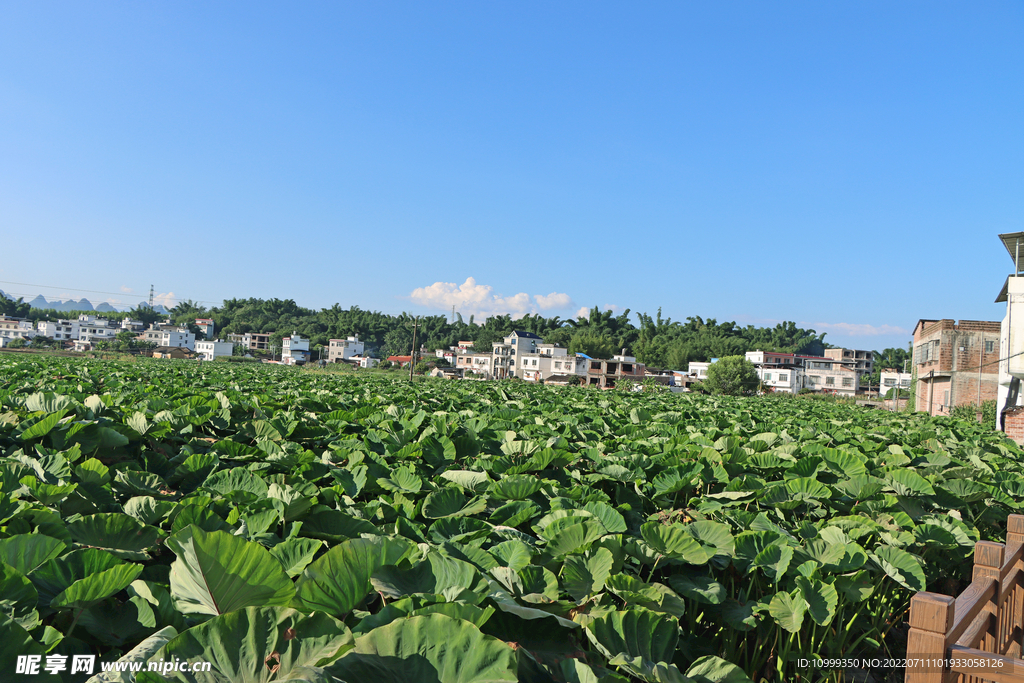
148, 285, 154, 310
406, 316, 422, 381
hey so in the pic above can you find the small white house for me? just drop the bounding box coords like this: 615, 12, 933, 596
195, 339, 235, 361
757, 366, 803, 394
282, 334, 310, 365
328, 336, 365, 363
141, 325, 196, 350
879, 369, 912, 394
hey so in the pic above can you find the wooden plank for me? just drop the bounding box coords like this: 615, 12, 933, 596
950, 580, 999, 645
948, 645, 1024, 683
957, 609, 996, 648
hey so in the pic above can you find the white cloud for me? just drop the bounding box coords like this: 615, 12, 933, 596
120, 285, 133, 294
153, 291, 177, 309
604, 304, 621, 313
575, 306, 591, 319
409, 278, 575, 319
535, 292, 573, 310
805, 322, 910, 337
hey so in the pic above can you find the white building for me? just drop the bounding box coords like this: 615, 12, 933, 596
349, 355, 379, 369
456, 353, 492, 378
328, 336, 365, 363
195, 318, 215, 338
799, 356, 859, 395
141, 325, 196, 350
491, 331, 543, 379
0, 318, 37, 343
195, 339, 235, 361
120, 318, 146, 332
37, 318, 79, 341
76, 316, 118, 344
879, 369, 912, 394
688, 360, 714, 379
996, 232, 1024, 433
281, 334, 310, 365
757, 366, 803, 394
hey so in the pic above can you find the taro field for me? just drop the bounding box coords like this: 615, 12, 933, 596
0, 354, 1020, 682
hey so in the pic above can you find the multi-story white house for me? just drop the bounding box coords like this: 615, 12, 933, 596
195, 318, 215, 338
195, 339, 235, 361
141, 325, 196, 350
328, 336, 364, 363
456, 353, 493, 377
0, 318, 36, 343
281, 334, 310, 365
76, 316, 118, 344
491, 331, 543, 379
799, 356, 859, 395
37, 318, 80, 341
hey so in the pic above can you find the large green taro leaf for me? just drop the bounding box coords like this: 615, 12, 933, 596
640, 522, 712, 565
371, 552, 485, 604
871, 546, 926, 591
144, 607, 352, 683
488, 475, 543, 501
422, 488, 488, 519
586, 608, 681, 681
293, 536, 416, 617
0, 534, 65, 575
167, 527, 294, 617
327, 613, 518, 683
51, 562, 143, 610
68, 513, 162, 560
562, 547, 614, 601
30, 548, 124, 610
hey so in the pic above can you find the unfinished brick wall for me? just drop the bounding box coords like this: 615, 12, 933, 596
913, 319, 1001, 416
1004, 406, 1024, 445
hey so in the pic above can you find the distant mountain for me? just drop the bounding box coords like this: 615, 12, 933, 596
1, 288, 169, 314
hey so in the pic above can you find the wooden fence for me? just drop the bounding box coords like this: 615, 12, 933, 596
906, 514, 1024, 682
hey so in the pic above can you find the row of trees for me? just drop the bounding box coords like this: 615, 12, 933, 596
161, 300, 831, 370
4, 295, 848, 371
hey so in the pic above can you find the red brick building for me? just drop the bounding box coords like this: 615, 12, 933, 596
912, 319, 1001, 416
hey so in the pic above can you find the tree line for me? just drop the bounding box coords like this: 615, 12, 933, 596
5, 294, 916, 372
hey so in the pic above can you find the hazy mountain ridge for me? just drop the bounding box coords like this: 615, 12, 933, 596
0, 289, 168, 314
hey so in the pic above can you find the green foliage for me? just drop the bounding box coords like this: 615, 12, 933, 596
702, 356, 759, 395
0, 354, 1021, 682
950, 400, 996, 428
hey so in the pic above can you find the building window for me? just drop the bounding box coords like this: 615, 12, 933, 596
779, 374, 787, 381
764, 373, 772, 380
826, 377, 835, 386
842, 377, 852, 387
986, 340, 995, 353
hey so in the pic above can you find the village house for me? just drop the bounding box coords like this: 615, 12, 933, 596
584, 353, 646, 389
195, 339, 235, 361
912, 318, 1000, 417
328, 336, 365, 363
281, 334, 310, 365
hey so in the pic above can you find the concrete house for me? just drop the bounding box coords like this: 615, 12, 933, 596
912, 319, 1000, 417
491, 331, 543, 379
328, 336, 365, 363
195, 339, 235, 361
584, 354, 646, 389
281, 334, 310, 365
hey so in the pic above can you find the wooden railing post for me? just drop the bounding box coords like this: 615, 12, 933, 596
974, 540, 1004, 653
1007, 515, 1024, 657
906, 592, 955, 683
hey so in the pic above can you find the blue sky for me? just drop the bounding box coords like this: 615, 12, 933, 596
1, 2, 1021, 352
